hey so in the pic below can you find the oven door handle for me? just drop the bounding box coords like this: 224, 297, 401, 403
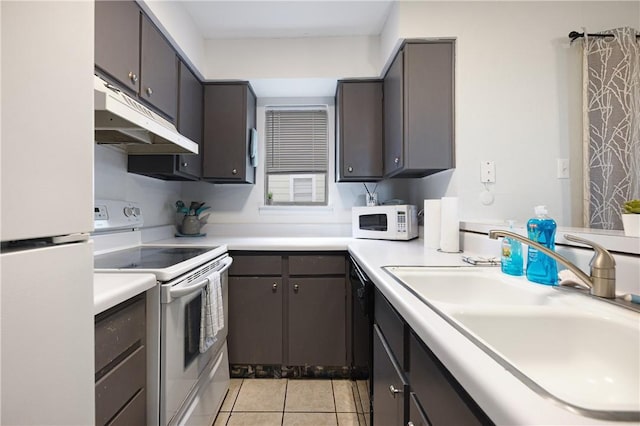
168, 257, 234, 300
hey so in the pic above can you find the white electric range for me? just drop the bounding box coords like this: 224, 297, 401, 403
93, 199, 231, 426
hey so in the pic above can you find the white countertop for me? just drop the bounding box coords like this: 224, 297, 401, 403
94, 272, 156, 315
108, 229, 638, 424
347, 239, 637, 425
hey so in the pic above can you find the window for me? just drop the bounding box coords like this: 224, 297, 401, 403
265, 108, 328, 205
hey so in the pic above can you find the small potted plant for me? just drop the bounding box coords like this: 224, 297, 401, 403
266, 192, 273, 205
622, 199, 640, 237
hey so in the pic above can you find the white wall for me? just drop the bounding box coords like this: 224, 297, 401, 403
385, 1, 639, 227
94, 146, 182, 227
181, 97, 410, 228
203, 36, 381, 80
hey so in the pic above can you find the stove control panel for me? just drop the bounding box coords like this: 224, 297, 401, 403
94, 199, 143, 231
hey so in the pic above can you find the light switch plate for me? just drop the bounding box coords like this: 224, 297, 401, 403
557, 158, 570, 179
481, 161, 496, 183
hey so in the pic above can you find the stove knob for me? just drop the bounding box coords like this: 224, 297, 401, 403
123, 207, 133, 217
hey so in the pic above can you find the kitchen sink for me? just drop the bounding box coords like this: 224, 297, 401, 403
383, 266, 640, 419
452, 308, 640, 412
384, 267, 555, 306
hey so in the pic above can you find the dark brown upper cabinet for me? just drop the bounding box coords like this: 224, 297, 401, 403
336, 79, 384, 182
139, 14, 178, 121
383, 40, 455, 178
95, 0, 140, 95
202, 83, 256, 184
127, 61, 203, 180
95, 0, 178, 122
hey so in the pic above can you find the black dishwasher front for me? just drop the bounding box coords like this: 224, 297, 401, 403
349, 256, 373, 424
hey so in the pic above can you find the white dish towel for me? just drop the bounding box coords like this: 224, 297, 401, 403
199, 271, 224, 353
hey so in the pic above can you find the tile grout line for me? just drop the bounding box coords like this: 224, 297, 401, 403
330, 379, 337, 425
281, 378, 288, 426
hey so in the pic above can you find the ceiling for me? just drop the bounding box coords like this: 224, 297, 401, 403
181, 1, 395, 39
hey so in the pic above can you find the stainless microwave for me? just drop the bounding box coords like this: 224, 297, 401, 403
352, 205, 418, 241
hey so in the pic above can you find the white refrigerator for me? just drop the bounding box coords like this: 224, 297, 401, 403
1, 2, 95, 424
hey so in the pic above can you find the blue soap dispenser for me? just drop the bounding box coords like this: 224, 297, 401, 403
526, 205, 558, 285
501, 220, 523, 276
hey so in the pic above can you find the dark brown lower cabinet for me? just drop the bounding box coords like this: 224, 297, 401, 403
288, 277, 346, 366
373, 324, 408, 426
95, 295, 146, 426
372, 287, 493, 426
409, 392, 430, 426
228, 252, 347, 368
228, 276, 283, 364
409, 331, 493, 426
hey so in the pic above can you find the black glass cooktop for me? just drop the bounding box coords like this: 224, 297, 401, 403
94, 246, 216, 269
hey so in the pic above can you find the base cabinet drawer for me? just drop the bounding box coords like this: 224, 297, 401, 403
373, 325, 407, 426
408, 392, 430, 426
95, 296, 145, 373
229, 255, 282, 276
375, 289, 405, 369
409, 332, 491, 425
95, 295, 147, 426
109, 389, 146, 426
95, 346, 146, 425
289, 255, 346, 275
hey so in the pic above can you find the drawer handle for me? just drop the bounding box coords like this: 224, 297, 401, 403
293, 284, 299, 293
272, 282, 278, 291
347, 166, 353, 173
232, 168, 238, 175
389, 385, 403, 398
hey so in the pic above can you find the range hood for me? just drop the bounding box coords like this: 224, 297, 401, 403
94, 75, 198, 155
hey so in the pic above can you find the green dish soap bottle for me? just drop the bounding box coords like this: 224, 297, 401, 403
501, 220, 523, 276
526, 206, 557, 285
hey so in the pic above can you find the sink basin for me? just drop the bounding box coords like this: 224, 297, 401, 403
384, 266, 640, 418
452, 309, 640, 413
384, 266, 555, 306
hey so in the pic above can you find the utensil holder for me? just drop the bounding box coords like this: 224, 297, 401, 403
181, 215, 201, 235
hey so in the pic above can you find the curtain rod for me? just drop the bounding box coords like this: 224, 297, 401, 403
569, 30, 640, 42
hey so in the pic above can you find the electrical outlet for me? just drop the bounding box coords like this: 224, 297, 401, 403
557, 158, 570, 179
481, 161, 496, 183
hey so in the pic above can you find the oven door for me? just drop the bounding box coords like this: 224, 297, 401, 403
160, 255, 232, 426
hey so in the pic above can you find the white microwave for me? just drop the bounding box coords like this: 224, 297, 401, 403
352, 205, 418, 241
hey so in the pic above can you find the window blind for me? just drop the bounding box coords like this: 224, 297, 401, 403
265, 109, 328, 173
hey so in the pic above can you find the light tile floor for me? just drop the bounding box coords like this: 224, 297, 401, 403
214, 379, 366, 426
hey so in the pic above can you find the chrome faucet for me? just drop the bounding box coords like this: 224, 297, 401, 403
489, 230, 616, 299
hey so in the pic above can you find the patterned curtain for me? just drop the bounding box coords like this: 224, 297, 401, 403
583, 27, 640, 230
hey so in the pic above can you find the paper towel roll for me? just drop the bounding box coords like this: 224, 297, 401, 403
440, 197, 460, 252
423, 199, 442, 249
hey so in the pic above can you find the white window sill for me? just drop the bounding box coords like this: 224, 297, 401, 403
259, 205, 334, 215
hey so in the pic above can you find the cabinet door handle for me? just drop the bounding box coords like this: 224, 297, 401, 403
272, 282, 278, 291
293, 284, 299, 293
128, 72, 138, 84
232, 168, 238, 175
181, 162, 188, 167
389, 385, 403, 398
347, 166, 353, 173
407, 422, 415, 426
394, 157, 400, 164
146, 87, 153, 96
